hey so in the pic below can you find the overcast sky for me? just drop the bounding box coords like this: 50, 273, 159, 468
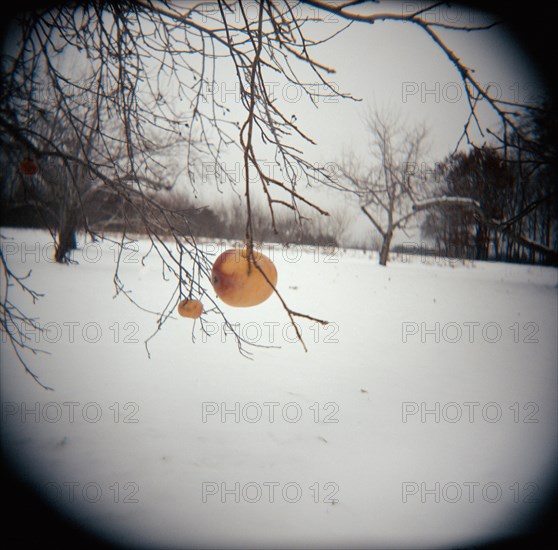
303, 6, 542, 160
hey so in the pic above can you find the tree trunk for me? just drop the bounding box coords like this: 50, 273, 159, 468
379, 231, 393, 266
475, 224, 488, 261
54, 207, 78, 263
492, 230, 500, 261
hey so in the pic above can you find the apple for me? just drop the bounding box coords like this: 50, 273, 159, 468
211, 248, 277, 307
177, 298, 203, 318
19, 158, 39, 176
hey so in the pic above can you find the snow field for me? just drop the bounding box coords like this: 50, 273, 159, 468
1, 228, 557, 548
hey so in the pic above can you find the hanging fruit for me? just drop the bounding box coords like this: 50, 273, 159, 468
211, 248, 277, 307
177, 299, 203, 319
19, 158, 39, 176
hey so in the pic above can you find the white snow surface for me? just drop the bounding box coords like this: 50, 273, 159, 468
1, 228, 557, 549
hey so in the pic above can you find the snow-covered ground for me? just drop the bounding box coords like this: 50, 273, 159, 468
1, 228, 557, 549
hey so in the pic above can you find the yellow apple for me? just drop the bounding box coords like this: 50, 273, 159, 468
177, 299, 203, 318
211, 248, 277, 307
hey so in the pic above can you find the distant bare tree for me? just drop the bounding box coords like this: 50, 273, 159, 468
335, 110, 431, 265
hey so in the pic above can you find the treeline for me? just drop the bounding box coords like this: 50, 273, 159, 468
419, 107, 558, 266
0, 173, 339, 248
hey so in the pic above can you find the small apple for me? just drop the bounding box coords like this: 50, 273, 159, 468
177, 298, 203, 318
211, 248, 277, 307
19, 158, 39, 176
